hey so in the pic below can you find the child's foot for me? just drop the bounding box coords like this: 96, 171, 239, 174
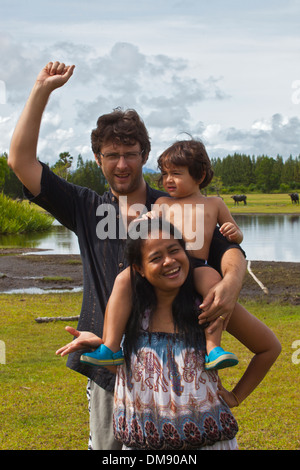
80, 344, 124, 367
205, 346, 238, 370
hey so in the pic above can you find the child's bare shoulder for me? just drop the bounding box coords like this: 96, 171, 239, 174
154, 196, 173, 205
202, 195, 223, 205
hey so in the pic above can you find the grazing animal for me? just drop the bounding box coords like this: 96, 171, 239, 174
231, 194, 247, 205
289, 193, 299, 204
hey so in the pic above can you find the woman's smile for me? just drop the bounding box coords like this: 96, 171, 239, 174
163, 266, 181, 277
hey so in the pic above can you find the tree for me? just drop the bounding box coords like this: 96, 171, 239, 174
51, 152, 73, 180
0, 152, 23, 198
143, 172, 160, 190
68, 155, 107, 194
207, 176, 223, 195
0, 153, 9, 190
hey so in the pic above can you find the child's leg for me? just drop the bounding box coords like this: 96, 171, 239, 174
193, 266, 238, 370
103, 267, 132, 352
193, 266, 224, 354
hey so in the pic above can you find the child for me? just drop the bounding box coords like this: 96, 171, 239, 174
85, 139, 243, 370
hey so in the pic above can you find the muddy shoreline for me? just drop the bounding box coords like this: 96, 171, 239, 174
0, 248, 299, 304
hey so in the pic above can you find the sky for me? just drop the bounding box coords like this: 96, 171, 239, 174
1, 0, 300, 170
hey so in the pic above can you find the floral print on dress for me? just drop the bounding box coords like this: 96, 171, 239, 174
114, 331, 238, 449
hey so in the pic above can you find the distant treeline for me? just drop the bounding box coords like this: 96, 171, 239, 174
210, 153, 300, 194
1, 151, 299, 198
0, 152, 107, 199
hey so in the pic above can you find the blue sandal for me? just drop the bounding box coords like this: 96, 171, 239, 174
80, 344, 124, 367
205, 346, 238, 370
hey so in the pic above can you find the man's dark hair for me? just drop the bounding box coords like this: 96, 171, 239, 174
91, 108, 151, 161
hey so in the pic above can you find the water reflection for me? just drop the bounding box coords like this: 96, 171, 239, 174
0, 222, 80, 255
0, 215, 299, 262
1, 287, 83, 295
235, 214, 300, 262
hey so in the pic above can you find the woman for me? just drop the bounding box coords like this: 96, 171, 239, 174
57, 218, 281, 450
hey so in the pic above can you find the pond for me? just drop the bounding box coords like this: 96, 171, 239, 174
0, 215, 299, 262
235, 214, 300, 262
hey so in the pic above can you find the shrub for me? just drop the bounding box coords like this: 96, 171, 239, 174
0, 193, 54, 234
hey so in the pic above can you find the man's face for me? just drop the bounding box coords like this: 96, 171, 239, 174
97, 141, 146, 196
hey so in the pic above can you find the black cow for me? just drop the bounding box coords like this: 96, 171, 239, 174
231, 194, 247, 205
289, 193, 299, 204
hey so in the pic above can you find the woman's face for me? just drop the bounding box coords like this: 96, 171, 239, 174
136, 232, 190, 294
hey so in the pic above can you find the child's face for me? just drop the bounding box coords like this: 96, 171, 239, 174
161, 164, 201, 198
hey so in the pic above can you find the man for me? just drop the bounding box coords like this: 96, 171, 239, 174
8, 61, 246, 450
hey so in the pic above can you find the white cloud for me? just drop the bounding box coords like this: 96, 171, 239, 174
195, 113, 300, 160
1, 1, 300, 168
43, 112, 63, 129
0, 116, 11, 125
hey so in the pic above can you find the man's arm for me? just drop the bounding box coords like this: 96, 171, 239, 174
8, 61, 75, 196
199, 246, 247, 328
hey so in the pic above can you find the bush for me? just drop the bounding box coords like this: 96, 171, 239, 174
0, 193, 54, 234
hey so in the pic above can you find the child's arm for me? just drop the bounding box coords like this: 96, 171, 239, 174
217, 304, 281, 407
216, 198, 243, 244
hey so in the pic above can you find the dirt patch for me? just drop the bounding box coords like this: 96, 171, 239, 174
239, 260, 300, 304
0, 248, 299, 304
0, 249, 83, 293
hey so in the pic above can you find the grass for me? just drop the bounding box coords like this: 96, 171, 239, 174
220, 299, 300, 450
0, 292, 88, 450
0, 193, 54, 234
0, 292, 299, 450
220, 193, 300, 214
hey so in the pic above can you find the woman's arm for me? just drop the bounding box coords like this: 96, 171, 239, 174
218, 304, 281, 407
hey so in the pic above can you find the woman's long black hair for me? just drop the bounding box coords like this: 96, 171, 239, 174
122, 218, 205, 368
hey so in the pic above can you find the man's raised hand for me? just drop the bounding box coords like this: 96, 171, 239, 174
36, 61, 75, 92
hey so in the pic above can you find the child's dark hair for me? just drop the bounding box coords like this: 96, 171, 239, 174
122, 217, 205, 369
157, 139, 214, 189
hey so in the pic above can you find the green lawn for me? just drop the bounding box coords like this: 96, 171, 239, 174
0, 293, 299, 450
220, 299, 300, 450
0, 293, 88, 450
